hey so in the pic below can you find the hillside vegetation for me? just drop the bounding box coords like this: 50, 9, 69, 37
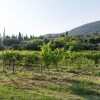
69, 21, 100, 35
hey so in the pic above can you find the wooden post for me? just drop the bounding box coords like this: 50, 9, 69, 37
40, 58, 43, 75
12, 59, 15, 74
2, 50, 4, 71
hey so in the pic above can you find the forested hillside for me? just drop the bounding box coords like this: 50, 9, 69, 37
69, 21, 100, 35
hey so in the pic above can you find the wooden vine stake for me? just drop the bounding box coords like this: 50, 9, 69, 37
12, 58, 15, 74
2, 50, 4, 71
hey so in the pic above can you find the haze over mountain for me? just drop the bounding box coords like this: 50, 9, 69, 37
69, 21, 100, 35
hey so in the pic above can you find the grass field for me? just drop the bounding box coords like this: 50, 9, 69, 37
0, 65, 100, 100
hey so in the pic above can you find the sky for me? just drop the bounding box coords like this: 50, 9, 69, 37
0, 0, 100, 36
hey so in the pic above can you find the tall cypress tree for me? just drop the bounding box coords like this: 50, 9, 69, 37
18, 32, 23, 41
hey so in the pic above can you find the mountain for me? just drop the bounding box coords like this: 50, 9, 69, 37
69, 21, 100, 35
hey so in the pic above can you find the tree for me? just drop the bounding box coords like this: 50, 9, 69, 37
66, 31, 68, 36
38, 35, 44, 39
23, 40, 40, 50
11, 44, 22, 50
29, 35, 35, 40
51, 38, 65, 50
11, 34, 17, 39
3, 39, 19, 46
60, 34, 65, 37
18, 32, 23, 41
24, 34, 28, 41
43, 38, 50, 44
6, 35, 10, 39
0, 43, 5, 50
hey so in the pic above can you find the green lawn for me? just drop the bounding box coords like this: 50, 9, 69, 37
0, 66, 99, 100
0, 83, 59, 100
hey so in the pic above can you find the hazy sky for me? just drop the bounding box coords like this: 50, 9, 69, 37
0, 0, 100, 36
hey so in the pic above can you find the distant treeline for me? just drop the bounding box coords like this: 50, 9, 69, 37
0, 32, 100, 51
